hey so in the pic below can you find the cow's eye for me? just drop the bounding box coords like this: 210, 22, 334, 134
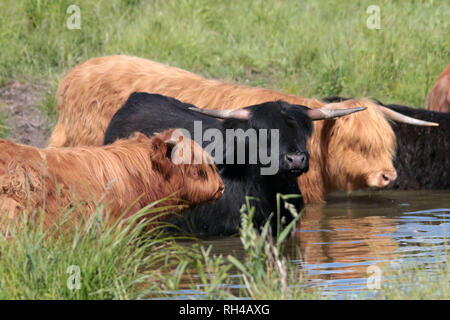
198, 168, 208, 179
285, 118, 296, 128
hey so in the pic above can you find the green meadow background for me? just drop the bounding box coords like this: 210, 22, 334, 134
0, 0, 449, 112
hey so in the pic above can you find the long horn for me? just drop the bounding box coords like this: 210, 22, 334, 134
379, 106, 439, 126
188, 107, 251, 120
306, 105, 367, 121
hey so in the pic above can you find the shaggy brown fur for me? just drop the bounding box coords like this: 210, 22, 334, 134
1, 129, 223, 228
48, 55, 396, 203
427, 64, 450, 113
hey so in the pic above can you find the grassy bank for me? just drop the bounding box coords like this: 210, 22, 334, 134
0, 201, 188, 299
0, 0, 448, 115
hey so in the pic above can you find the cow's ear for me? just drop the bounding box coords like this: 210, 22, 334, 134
163, 129, 184, 147
163, 129, 187, 160
164, 136, 178, 149
163, 137, 177, 159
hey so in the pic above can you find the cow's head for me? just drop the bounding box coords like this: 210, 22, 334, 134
189, 101, 366, 177
245, 101, 313, 176
317, 98, 438, 193
318, 100, 397, 192
147, 130, 224, 204
188, 101, 313, 177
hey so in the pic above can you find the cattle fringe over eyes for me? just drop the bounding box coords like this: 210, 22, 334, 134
0, 129, 224, 229
48, 55, 433, 202
323, 95, 449, 190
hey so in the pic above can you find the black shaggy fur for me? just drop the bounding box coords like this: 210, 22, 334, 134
323, 96, 449, 190
104, 93, 314, 236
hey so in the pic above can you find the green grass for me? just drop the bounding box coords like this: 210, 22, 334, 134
0, 0, 448, 110
0, 112, 8, 139
37, 90, 59, 129
0, 198, 191, 299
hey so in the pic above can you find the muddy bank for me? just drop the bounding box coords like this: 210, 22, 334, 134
0, 81, 52, 148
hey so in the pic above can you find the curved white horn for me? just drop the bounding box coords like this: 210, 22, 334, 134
379, 106, 439, 126
188, 107, 251, 120
306, 106, 367, 121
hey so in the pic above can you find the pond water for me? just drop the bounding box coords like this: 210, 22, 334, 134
197, 190, 449, 298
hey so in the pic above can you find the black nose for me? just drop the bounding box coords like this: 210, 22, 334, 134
284, 152, 308, 171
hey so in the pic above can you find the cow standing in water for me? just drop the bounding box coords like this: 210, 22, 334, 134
104, 93, 365, 236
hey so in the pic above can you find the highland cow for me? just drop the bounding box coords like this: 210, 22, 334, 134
0, 129, 224, 229
323, 96, 447, 189
103, 92, 365, 236
427, 64, 450, 113
48, 55, 437, 202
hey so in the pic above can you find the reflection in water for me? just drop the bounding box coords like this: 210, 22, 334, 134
292, 190, 449, 296
197, 190, 449, 297
295, 204, 398, 284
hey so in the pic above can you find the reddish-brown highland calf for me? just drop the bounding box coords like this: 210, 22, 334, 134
1, 129, 224, 229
